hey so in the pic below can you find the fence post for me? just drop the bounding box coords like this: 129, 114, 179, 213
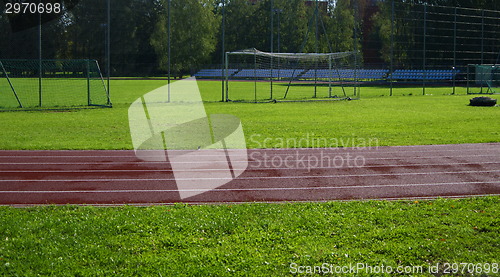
167, 0, 171, 102
422, 3, 427, 96
452, 7, 457, 95
225, 52, 229, 102
106, 0, 111, 104
254, 49, 257, 103
221, 0, 225, 102
270, 0, 274, 100
390, 0, 394, 96
87, 59, 91, 106
38, 4, 42, 107
353, 0, 359, 97
481, 9, 484, 65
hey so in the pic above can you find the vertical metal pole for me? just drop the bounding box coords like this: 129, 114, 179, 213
221, 0, 225, 102
277, 10, 281, 81
452, 7, 457, 95
353, 0, 358, 97
480, 10, 485, 93
480, 10, 484, 65
390, 0, 394, 96
277, 11, 280, 54
225, 52, 229, 101
87, 59, 91, 105
254, 49, 257, 103
167, 0, 171, 102
467, 65, 470, 94
270, 0, 274, 100
328, 55, 332, 97
38, 3, 42, 107
314, 0, 318, 98
315, 0, 319, 53
270, 0, 274, 53
422, 3, 427, 96
106, 0, 111, 104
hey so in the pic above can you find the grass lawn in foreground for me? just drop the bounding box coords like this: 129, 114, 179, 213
0, 79, 498, 149
0, 197, 498, 276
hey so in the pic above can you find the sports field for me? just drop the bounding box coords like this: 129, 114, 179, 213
0, 79, 499, 275
0, 80, 498, 149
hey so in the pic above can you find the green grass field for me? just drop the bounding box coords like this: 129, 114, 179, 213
0, 79, 498, 150
0, 198, 499, 276
0, 79, 499, 276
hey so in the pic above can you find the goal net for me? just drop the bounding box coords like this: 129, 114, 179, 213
224, 49, 359, 102
0, 59, 111, 109
467, 64, 500, 94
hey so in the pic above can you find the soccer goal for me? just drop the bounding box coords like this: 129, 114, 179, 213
224, 49, 359, 102
467, 64, 500, 94
0, 59, 111, 109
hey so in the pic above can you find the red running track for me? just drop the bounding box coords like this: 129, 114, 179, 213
0, 143, 499, 205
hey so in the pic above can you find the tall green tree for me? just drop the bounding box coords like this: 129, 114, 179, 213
271, 0, 308, 53
151, 0, 219, 76
212, 0, 308, 60
224, 0, 260, 52
63, 0, 160, 76
327, 0, 358, 53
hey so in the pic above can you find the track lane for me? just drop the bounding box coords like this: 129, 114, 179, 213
0, 143, 499, 205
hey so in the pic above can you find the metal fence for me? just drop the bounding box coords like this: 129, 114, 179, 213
1, 0, 499, 97
359, 1, 500, 95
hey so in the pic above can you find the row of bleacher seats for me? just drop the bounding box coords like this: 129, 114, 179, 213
233, 69, 303, 78
301, 69, 389, 79
193, 69, 303, 78
193, 68, 459, 80
193, 69, 238, 78
388, 69, 459, 80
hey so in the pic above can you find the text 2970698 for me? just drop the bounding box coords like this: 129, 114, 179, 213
5, 2, 61, 14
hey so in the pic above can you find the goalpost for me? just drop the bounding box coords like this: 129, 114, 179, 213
0, 59, 111, 109
467, 64, 500, 94
224, 49, 359, 102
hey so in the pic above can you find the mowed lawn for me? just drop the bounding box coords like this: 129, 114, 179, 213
0, 79, 498, 276
0, 79, 498, 149
0, 198, 499, 276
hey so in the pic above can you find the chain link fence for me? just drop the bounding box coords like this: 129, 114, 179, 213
1, 0, 499, 98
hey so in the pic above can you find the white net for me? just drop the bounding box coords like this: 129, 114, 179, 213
225, 49, 359, 102
0, 59, 110, 109
467, 64, 500, 94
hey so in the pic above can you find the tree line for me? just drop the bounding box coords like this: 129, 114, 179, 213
1, 0, 499, 76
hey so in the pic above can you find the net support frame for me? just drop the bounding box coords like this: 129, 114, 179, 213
0, 59, 112, 109
225, 48, 358, 103
0, 61, 23, 108
466, 64, 499, 94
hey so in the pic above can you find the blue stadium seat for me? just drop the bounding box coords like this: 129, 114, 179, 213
301, 69, 389, 80
388, 69, 459, 81
193, 69, 238, 78
232, 69, 304, 79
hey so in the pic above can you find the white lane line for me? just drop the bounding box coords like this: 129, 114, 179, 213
0, 154, 499, 166
255, 143, 500, 150
1, 169, 499, 182
0, 146, 499, 159
0, 180, 499, 194
0, 149, 499, 159
3, 194, 498, 206
1, 161, 500, 173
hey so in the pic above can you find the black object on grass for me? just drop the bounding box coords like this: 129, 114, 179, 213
469, 97, 497, 107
